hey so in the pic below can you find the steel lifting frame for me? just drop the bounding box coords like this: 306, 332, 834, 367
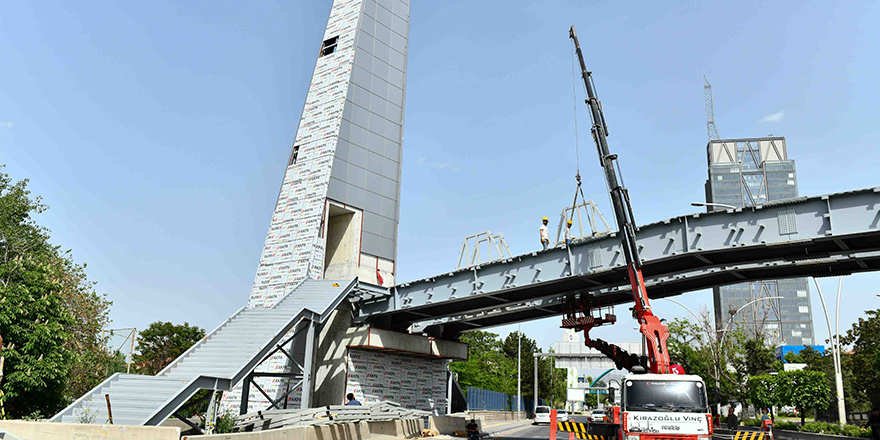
555, 200, 611, 245
457, 231, 513, 269
239, 315, 318, 415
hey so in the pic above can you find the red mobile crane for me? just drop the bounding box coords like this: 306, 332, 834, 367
561, 26, 671, 375
561, 28, 713, 440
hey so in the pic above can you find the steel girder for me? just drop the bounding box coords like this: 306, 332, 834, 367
356, 187, 880, 334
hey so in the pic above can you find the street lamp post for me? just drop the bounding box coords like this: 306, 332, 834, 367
517, 324, 521, 421
813, 278, 846, 426
661, 296, 782, 417
691, 202, 738, 210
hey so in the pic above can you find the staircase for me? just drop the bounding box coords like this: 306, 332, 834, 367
50, 278, 357, 426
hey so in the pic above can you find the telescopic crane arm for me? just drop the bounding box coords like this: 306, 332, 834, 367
568, 26, 671, 374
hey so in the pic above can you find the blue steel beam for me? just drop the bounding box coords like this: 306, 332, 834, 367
356, 188, 880, 334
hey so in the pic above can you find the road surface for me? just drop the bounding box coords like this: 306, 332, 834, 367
490, 416, 595, 440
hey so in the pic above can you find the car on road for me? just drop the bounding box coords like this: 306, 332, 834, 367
533, 406, 569, 424
534, 406, 551, 424
587, 409, 606, 423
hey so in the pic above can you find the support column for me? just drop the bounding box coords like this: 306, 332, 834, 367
205, 390, 223, 434
447, 365, 454, 415
300, 319, 317, 409
239, 373, 252, 415
533, 355, 539, 414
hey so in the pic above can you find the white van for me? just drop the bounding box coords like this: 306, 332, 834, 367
533, 406, 569, 424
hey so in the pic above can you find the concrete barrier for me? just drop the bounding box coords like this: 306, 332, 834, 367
186, 418, 424, 440
368, 419, 422, 439
0, 420, 181, 440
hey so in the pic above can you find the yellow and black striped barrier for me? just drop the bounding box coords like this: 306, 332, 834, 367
733, 431, 766, 440
556, 422, 605, 440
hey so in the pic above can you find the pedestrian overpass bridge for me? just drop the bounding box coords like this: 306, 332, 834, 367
355, 187, 880, 336
53, 187, 880, 428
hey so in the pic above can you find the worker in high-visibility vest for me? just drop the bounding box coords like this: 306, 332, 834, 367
564, 220, 573, 246
540, 217, 550, 250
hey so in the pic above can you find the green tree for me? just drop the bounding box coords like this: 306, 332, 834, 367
777, 370, 831, 426
747, 374, 778, 411
133, 322, 205, 375
451, 331, 510, 395
0, 169, 74, 418
0, 167, 116, 417
742, 338, 776, 376
666, 317, 750, 404
451, 331, 566, 408
537, 352, 567, 407
55, 252, 114, 402
501, 331, 539, 398
796, 346, 864, 415
840, 309, 880, 408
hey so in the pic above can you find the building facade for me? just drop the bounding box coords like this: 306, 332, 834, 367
705, 137, 815, 346
221, 0, 410, 412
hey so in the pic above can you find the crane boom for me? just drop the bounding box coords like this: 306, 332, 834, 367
568, 26, 671, 374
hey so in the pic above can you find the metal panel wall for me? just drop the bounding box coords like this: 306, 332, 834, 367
329, 0, 408, 261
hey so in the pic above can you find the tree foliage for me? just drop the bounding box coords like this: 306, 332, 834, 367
747, 374, 778, 410
666, 316, 757, 404
840, 309, 880, 409
742, 338, 776, 377
54, 252, 115, 402
451, 331, 509, 394
0, 167, 114, 417
133, 322, 206, 375
451, 330, 566, 407
777, 370, 831, 425
793, 345, 865, 415
0, 170, 71, 417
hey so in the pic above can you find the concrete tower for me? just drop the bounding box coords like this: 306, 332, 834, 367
222, 0, 410, 412
249, 0, 408, 310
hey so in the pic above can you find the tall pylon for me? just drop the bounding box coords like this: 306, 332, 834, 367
704, 75, 720, 141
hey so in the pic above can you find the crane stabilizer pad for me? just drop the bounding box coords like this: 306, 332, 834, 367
734, 432, 766, 440
556, 422, 604, 439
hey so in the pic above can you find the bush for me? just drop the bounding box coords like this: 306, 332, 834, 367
842, 425, 869, 438
741, 418, 762, 427
774, 421, 799, 431
215, 411, 236, 434
800, 422, 830, 433
772, 420, 871, 438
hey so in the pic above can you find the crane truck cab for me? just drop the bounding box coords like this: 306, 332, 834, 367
616, 374, 712, 440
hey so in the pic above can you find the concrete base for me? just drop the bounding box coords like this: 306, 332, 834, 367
0, 420, 181, 440
186, 419, 423, 440
428, 416, 481, 435
367, 419, 422, 440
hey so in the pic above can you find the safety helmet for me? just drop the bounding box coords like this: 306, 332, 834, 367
542, 217, 548, 221
567, 220, 573, 225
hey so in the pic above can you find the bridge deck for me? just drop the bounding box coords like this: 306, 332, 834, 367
356, 187, 880, 335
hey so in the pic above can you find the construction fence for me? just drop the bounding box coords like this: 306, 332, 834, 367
465, 387, 541, 412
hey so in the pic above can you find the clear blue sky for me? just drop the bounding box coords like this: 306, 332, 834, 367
1, 1, 878, 354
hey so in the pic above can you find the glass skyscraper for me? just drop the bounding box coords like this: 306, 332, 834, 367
705, 137, 815, 346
